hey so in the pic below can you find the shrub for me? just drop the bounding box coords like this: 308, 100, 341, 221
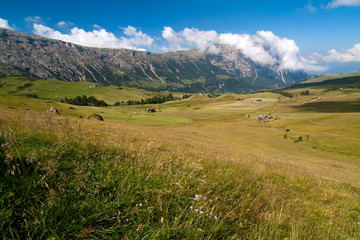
86, 113, 104, 121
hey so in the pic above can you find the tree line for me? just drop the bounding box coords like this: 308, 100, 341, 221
62, 95, 108, 107
114, 93, 191, 106
63, 93, 192, 107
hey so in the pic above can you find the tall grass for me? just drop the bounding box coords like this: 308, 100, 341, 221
0, 111, 359, 239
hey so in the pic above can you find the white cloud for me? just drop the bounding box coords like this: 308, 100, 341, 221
182, 28, 219, 52
161, 27, 325, 72
121, 26, 154, 46
56, 21, 66, 27
0, 18, 14, 30
306, 1, 317, 12
25, 16, 42, 23
325, 0, 360, 8
314, 43, 360, 62
162, 26, 186, 51
33, 24, 154, 50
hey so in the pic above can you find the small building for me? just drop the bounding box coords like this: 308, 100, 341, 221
89, 83, 100, 88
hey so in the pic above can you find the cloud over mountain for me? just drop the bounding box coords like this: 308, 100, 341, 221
33, 24, 153, 50
0, 18, 14, 30
162, 27, 326, 72
0, 17, 328, 73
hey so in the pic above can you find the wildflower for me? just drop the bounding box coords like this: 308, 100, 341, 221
199, 207, 203, 210
195, 194, 199, 198
200, 211, 204, 215
189, 206, 193, 210
195, 209, 199, 212
214, 216, 218, 220
139, 203, 143, 207
203, 197, 207, 200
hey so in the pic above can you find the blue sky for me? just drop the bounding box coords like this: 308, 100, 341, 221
1, 0, 360, 74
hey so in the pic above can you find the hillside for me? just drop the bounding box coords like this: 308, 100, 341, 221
1, 74, 360, 238
1, 73, 360, 238
0, 28, 310, 93
282, 73, 360, 96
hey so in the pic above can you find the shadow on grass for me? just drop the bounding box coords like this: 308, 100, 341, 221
292, 100, 360, 113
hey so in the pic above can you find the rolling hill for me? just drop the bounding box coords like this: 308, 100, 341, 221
0, 73, 360, 238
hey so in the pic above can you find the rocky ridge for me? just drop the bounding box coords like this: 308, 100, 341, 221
0, 28, 309, 93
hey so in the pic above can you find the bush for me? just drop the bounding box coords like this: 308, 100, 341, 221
25, 93, 38, 98
86, 113, 104, 121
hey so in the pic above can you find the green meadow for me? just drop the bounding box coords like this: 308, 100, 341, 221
1, 74, 360, 239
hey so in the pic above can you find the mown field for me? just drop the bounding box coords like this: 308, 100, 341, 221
1, 74, 360, 239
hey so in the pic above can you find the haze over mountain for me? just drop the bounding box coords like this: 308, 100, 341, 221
0, 28, 310, 93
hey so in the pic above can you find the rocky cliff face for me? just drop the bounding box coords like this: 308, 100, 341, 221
0, 28, 309, 93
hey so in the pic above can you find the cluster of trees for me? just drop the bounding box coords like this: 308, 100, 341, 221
182, 94, 192, 99
207, 93, 220, 98
63, 95, 108, 107
25, 93, 38, 98
63, 93, 192, 107
270, 90, 294, 98
114, 93, 178, 106
300, 90, 310, 95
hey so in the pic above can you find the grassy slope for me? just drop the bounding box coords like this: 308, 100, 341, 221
284, 73, 360, 96
1, 74, 360, 238
0, 76, 167, 104
300, 72, 360, 84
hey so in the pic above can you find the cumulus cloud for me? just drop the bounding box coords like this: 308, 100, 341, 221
25, 16, 42, 23
33, 24, 154, 50
313, 43, 360, 62
121, 26, 154, 46
0, 18, 14, 30
162, 26, 186, 51
325, 0, 360, 8
56, 21, 66, 27
162, 27, 326, 72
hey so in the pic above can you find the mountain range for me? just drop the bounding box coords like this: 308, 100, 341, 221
0, 28, 310, 93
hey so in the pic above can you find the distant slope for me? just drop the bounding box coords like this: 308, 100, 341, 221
0, 28, 310, 93
0, 75, 163, 104
299, 73, 360, 84
286, 73, 360, 91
